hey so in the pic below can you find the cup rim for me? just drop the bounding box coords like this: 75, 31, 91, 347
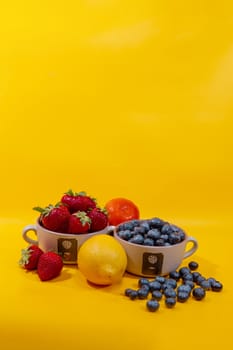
113, 219, 188, 249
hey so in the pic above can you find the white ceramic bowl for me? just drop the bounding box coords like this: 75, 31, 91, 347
113, 219, 198, 276
22, 219, 115, 264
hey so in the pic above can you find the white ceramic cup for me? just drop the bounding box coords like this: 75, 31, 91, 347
22, 220, 115, 264
113, 225, 198, 276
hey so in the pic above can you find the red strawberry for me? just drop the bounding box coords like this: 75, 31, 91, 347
37, 252, 63, 281
33, 204, 71, 232
19, 245, 44, 270
87, 207, 109, 232
68, 211, 91, 234
61, 190, 96, 213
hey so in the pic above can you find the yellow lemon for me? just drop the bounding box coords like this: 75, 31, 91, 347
77, 234, 127, 285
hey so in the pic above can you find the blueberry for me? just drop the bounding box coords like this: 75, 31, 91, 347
182, 273, 193, 282
147, 229, 161, 240
188, 261, 199, 271
164, 278, 177, 289
133, 226, 146, 235
124, 288, 135, 297
151, 290, 163, 301
160, 234, 169, 241
118, 230, 133, 241
164, 288, 176, 298
138, 278, 150, 288
141, 284, 150, 292
120, 222, 135, 231
177, 291, 190, 303
143, 238, 155, 246
129, 234, 144, 245
137, 288, 149, 299
169, 224, 182, 233
177, 284, 192, 295
128, 290, 138, 300
149, 281, 161, 291
155, 276, 166, 284
161, 224, 173, 235
179, 267, 191, 277
192, 271, 201, 282
196, 275, 206, 285
192, 287, 206, 300
165, 297, 176, 308
211, 281, 223, 292
130, 219, 140, 227
149, 218, 165, 229
207, 277, 217, 286
155, 238, 165, 246
168, 233, 182, 245
200, 280, 212, 291
146, 299, 160, 312
169, 271, 180, 281
184, 280, 195, 290
140, 221, 150, 232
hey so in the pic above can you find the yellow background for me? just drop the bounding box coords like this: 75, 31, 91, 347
0, 1, 232, 349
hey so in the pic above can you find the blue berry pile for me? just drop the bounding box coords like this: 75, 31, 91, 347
124, 261, 223, 312
117, 218, 185, 246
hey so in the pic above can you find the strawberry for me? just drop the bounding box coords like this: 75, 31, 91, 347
61, 190, 96, 213
19, 245, 44, 270
87, 207, 109, 232
33, 203, 71, 232
68, 211, 91, 234
37, 251, 63, 281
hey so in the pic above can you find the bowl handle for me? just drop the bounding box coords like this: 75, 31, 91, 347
183, 236, 198, 259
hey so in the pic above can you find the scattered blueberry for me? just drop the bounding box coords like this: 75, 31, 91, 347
184, 280, 195, 290
177, 284, 192, 295
155, 276, 166, 284
207, 277, 217, 286
151, 290, 163, 301
192, 272, 201, 282
149, 281, 161, 291
188, 261, 199, 270
165, 278, 177, 289
124, 288, 135, 297
211, 281, 223, 292
182, 273, 193, 282
192, 287, 206, 300
179, 267, 191, 277
164, 288, 176, 298
169, 271, 180, 281
138, 278, 150, 288
128, 290, 138, 300
200, 280, 212, 291
165, 297, 176, 308
177, 291, 190, 303
137, 288, 150, 299
196, 275, 206, 285
146, 299, 160, 312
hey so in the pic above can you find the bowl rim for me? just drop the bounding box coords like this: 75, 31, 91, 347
113, 219, 188, 249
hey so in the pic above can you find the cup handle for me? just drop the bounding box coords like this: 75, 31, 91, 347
183, 236, 198, 259
22, 224, 38, 245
